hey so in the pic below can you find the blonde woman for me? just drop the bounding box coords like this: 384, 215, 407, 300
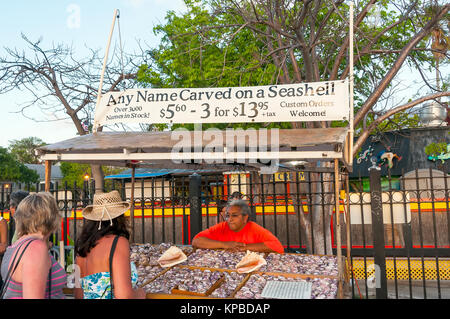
0, 192, 66, 299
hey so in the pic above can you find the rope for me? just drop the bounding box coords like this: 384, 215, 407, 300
98, 206, 114, 230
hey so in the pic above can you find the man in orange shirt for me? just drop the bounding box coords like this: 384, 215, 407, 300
192, 200, 284, 254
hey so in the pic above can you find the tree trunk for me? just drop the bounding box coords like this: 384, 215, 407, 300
310, 169, 334, 255
91, 164, 104, 194
290, 171, 313, 254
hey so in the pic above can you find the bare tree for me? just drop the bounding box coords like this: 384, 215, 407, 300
0, 34, 144, 192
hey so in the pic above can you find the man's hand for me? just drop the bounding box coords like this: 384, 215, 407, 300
223, 241, 246, 251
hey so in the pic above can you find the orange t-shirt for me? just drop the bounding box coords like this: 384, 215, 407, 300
193, 221, 284, 254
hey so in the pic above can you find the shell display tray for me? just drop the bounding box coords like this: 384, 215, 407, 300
129, 245, 340, 299
234, 272, 338, 299
144, 266, 249, 299
171, 273, 225, 296
258, 252, 339, 277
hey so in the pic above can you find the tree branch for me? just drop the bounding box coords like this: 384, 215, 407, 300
353, 91, 450, 156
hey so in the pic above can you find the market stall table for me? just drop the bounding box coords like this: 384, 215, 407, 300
130, 244, 339, 299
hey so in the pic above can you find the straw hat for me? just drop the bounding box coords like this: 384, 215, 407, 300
82, 191, 130, 228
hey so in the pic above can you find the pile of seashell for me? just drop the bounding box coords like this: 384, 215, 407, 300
135, 265, 166, 287
130, 243, 194, 286
209, 271, 246, 298
142, 267, 223, 294
182, 249, 251, 269
130, 243, 193, 266
234, 274, 338, 299
259, 253, 338, 276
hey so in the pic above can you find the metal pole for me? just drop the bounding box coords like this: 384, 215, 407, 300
189, 173, 202, 243
345, 174, 352, 283
369, 164, 388, 299
334, 159, 343, 299
93, 9, 118, 132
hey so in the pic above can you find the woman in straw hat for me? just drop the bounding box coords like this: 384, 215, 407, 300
0, 192, 66, 299
74, 190, 145, 299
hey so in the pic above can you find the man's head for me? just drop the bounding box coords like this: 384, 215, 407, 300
9, 190, 30, 216
225, 199, 250, 232
230, 191, 243, 200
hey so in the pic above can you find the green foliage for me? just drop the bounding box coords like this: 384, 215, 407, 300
60, 162, 127, 190
425, 142, 448, 157
60, 162, 91, 189
137, 0, 293, 130
103, 166, 127, 190
0, 147, 39, 183
8, 137, 46, 164
378, 112, 421, 132
139, 2, 274, 89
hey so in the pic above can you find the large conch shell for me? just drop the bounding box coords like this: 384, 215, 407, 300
157, 246, 187, 268
235, 250, 267, 274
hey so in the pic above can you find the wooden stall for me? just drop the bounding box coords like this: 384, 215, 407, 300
37, 127, 352, 299
38, 5, 357, 300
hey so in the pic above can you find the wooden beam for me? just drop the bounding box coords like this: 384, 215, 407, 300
45, 160, 52, 192
39, 150, 343, 162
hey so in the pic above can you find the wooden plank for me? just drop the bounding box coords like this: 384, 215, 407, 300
171, 275, 225, 296
45, 160, 52, 192
38, 128, 348, 153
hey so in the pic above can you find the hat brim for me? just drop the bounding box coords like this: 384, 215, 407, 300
82, 201, 131, 221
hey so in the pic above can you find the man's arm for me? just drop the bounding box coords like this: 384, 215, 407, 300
236, 242, 276, 253
192, 236, 244, 250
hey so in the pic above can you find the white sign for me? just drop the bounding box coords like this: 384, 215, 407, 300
93, 79, 349, 128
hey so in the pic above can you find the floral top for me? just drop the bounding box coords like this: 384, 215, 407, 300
80, 262, 138, 299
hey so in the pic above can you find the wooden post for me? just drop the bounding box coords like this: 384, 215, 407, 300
344, 173, 352, 287
45, 160, 52, 192
348, 2, 354, 166
59, 240, 65, 268
334, 158, 343, 299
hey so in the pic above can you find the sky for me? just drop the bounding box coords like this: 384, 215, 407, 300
0, 0, 185, 148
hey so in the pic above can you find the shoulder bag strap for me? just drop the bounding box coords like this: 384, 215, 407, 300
0, 238, 37, 298
47, 259, 52, 299
108, 236, 120, 299
100, 236, 120, 299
